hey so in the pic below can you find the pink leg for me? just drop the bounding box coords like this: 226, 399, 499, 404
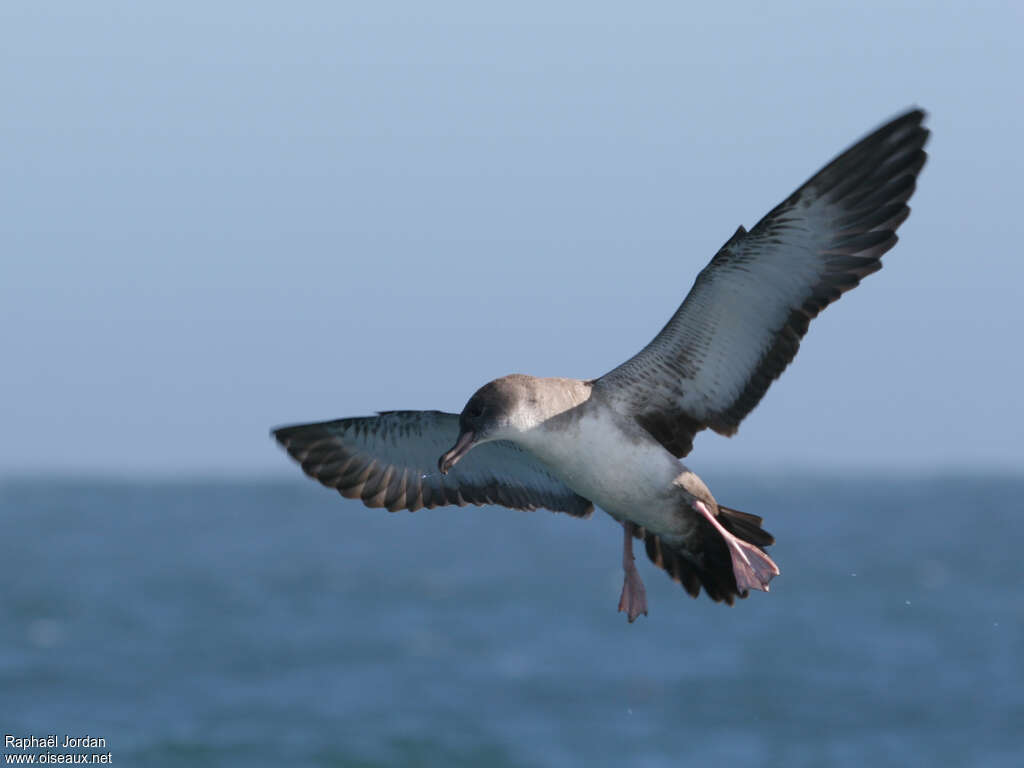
617, 521, 648, 622
693, 500, 779, 594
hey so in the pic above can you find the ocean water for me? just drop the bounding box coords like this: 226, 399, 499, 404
1, 474, 1021, 767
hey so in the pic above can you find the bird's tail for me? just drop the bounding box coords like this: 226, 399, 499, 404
636, 505, 777, 605
717, 505, 774, 548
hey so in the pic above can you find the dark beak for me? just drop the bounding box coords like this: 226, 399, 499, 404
438, 430, 476, 474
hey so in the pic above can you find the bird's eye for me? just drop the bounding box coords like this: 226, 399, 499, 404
468, 404, 484, 418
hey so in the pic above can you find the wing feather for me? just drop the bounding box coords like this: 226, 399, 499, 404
595, 109, 929, 457
273, 410, 594, 517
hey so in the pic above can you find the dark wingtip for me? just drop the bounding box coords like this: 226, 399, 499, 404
270, 423, 303, 446
900, 106, 926, 122
885, 107, 927, 131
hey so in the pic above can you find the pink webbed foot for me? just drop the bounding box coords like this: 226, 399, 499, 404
693, 500, 779, 594
617, 521, 648, 622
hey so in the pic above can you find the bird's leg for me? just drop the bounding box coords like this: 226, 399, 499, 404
617, 521, 648, 622
693, 499, 779, 594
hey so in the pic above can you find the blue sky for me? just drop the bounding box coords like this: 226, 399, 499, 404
2, 1, 1021, 474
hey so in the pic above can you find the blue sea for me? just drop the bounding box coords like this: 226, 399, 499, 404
1, 474, 1021, 767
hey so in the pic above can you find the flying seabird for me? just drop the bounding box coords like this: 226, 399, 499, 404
273, 109, 929, 621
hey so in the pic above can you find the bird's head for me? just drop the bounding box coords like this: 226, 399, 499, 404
437, 376, 531, 474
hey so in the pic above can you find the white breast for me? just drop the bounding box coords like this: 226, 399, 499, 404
518, 404, 687, 535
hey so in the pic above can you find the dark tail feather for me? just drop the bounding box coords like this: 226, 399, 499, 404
638, 505, 776, 605
717, 505, 775, 547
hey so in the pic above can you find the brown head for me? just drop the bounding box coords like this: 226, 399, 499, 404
437, 375, 534, 474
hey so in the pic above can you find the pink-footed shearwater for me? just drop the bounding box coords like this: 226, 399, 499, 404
273, 109, 928, 621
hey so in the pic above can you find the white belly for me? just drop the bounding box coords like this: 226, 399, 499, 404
519, 406, 688, 536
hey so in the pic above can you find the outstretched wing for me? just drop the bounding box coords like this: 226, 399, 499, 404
272, 410, 594, 517
595, 109, 929, 457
